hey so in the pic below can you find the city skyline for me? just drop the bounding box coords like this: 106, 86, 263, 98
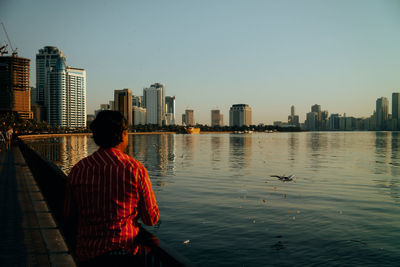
1, 0, 399, 124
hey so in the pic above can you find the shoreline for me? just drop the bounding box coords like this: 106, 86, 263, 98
19, 132, 177, 140
19, 131, 241, 139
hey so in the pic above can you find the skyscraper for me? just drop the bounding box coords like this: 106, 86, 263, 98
229, 104, 252, 127
143, 85, 163, 126
211, 110, 223, 126
288, 105, 299, 127
132, 95, 143, 107
392, 93, 400, 130
165, 96, 175, 125
114, 88, 133, 126
133, 106, 146, 125
36, 46, 66, 118
311, 104, 321, 113
66, 67, 86, 128
376, 97, 389, 130
184, 109, 194, 126
305, 112, 318, 131
0, 55, 32, 119
47, 59, 86, 127
393, 93, 400, 119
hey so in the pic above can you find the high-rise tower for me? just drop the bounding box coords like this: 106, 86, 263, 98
165, 96, 175, 125
114, 88, 133, 126
229, 104, 252, 127
211, 110, 223, 126
36, 46, 66, 118
288, 105, 299, 127
392, 93, 400, 120
376, 97, 389, 130
184, 109, 194, 126
47, 58, 86, 127
143, 83, 166, 126
0, 55, 32, 119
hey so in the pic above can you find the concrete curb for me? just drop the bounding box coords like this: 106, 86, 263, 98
16, 149, 76, 267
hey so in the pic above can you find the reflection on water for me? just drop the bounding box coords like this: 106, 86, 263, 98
288, 133, 298, 164
374, 132, 400, 202
24, 132, 400, 266
27, 135, 89, 173
229, 135, 252, 170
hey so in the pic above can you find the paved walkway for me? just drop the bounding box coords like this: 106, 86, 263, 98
0, 146, 75, 266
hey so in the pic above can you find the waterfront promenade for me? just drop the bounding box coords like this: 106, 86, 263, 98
0, 146, 75, 266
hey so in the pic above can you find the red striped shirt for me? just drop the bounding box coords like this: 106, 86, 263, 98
64, 147, 159, 262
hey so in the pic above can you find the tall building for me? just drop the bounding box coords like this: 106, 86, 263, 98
182, 114, 186, 125
311, 104, 321, 113
211, 109, 223, 126
376, 97, 389, 130
393, 93, 400, 119
66, 67, 86, 128
393, 93, 400, 130
36, 46, 66, 113
114, 88, 133, 126
184, 109, 194, 126
321, 110, 329, 130
229, 104, 252, 127
328, 114, 340, 130
133, 106, 146, 125
288, 105, 299, 127
165, 96, 175, 125
94, 103, 112, 117
47, 59, 86, 127
132, 95, 143, 107
0, 55, 32, 119
143, 83, 166, 126
305, 112, 318, 131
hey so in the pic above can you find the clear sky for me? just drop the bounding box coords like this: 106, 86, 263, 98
1, 0, 399, 125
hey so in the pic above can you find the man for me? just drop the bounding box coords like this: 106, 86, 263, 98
0, 130, 5, 152
64, 110, 159, 266
5, 127, 13, 151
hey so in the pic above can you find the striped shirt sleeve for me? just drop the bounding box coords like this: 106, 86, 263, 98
137, 165, 159, 226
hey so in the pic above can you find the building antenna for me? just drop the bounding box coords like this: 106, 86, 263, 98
1, 21, 17, 56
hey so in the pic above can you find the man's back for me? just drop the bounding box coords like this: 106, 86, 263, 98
65, 147, 159, 262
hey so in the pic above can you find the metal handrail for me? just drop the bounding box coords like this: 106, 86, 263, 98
18, 139, 195, 267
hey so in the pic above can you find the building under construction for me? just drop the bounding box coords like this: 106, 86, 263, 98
0, 55, 33, 119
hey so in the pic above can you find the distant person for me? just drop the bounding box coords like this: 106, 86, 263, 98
64, 110, 159, 266
5, 127, 13, 151
0, 131, 5, 152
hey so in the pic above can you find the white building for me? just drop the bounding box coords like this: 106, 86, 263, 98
66, 67, 86, 128
143, 83, 165, 126
47, 58, 86, 128
134, 106, 147, 125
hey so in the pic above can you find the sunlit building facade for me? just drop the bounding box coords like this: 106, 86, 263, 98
114, 88, 133, 126
211, 109, 223, 126
143, 83, 165, 126
0, 55, 32, 119
229, 104, 252, 127
184, 109, 194, 126
47, 59, 86, 127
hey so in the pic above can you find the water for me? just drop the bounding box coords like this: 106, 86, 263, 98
25, 132, 400, 266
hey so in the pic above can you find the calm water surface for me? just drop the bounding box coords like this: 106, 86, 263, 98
26, 132, 400, 266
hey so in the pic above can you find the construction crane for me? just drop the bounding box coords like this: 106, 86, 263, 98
0, 44, 8, 56
1, 22, 17, 56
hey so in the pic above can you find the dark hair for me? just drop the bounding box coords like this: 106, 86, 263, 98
90, 110, 128, 148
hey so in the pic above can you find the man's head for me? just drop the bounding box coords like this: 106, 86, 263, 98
90, 110, 128, 149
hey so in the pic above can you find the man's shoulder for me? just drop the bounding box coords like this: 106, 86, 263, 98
116, 151, 144, 169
